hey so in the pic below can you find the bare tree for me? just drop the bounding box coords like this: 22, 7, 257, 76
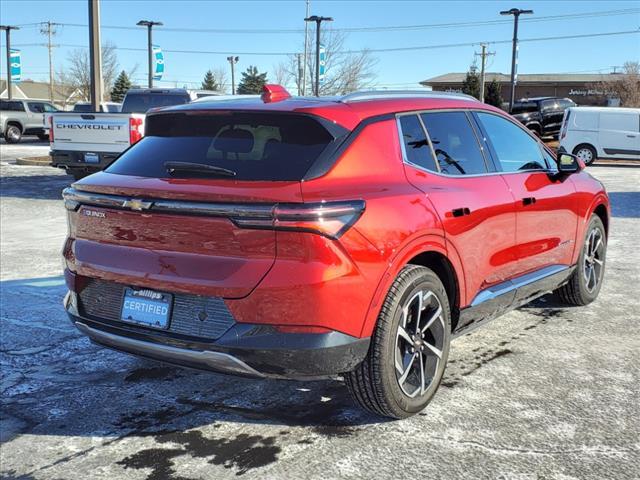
272, 61, 293, 88
598, 61, 640, 107
57, 41, 123, 101
212, 66, 229, 94
284, 29, 377, 96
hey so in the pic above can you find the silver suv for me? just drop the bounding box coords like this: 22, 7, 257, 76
1, 99, 58, 143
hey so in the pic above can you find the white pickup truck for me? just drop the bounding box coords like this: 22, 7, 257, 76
50, 88, 215, 180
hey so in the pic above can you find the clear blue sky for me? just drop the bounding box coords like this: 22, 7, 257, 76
1, 0, 639, 91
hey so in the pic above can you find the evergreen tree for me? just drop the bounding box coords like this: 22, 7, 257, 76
237, 66, 267, 94
201, 70, 219, 91
461, 65, 481, 100
485, 79, 504, 108
110, 70, 132, 103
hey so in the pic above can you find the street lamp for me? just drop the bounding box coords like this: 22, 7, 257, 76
304, 15, 333, 96
0, 25, 20, 100
500, 8, 533, 112
136, 20, 163, 88
227, 56, 239, 94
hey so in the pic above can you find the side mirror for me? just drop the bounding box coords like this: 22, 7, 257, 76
557, 153, 583, 174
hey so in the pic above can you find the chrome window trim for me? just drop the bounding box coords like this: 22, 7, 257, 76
396, 108, 557, 178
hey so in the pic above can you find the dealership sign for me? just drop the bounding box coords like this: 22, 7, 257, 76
10, 49, 21, 83
152, 45, 164, 80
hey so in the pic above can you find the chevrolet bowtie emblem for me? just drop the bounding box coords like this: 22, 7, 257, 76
123, 199, 153, 211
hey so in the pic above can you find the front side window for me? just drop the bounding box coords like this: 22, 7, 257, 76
398, 114, 437, 172
476, 112, 547, 172
420, 111, 488, 176
27, 102, 44, 113
42, 103, 58, 112
121, 93, 190, 113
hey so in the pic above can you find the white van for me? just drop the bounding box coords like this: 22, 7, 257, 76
559, 107, 640, 164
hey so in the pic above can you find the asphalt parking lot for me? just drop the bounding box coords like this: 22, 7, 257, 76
1, 141, 639, 480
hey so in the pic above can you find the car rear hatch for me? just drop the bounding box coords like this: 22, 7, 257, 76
63, 109, 349, 299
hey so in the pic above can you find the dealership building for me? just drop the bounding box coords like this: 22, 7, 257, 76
420, 73, 621, 106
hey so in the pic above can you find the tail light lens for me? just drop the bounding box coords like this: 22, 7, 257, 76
49, 116, 54, 143
560, 110, 570, 140
233, 200, 365, 239
129, 117, 143, 144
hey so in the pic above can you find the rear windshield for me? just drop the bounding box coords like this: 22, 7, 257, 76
105, 112, 336, 181
121, 93, 191, 113
73, 104, 92, 112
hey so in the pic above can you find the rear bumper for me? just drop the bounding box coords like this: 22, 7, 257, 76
65, 291, 369, 379
50, 150, 120, 172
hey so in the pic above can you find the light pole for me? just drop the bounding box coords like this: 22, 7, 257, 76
227, 56, 239, 94
0, 25, 20, 100
136, 20, 163, 88
88, 0, 102, 111
304, 15, 333, 96
500, 8, 533, 112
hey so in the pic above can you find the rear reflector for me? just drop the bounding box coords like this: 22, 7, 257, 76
49, 116, 54, 143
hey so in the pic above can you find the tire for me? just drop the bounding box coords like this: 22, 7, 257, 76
70, 170, 88, 181
4, 124, 22, 144
573, 144, 597, 165
346, 265, 451, 419
555, 215, 606, 306
37, 133, 49, 141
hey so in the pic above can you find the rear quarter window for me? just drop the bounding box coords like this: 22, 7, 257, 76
106, 112, 339, 181
121, 93, 191, 113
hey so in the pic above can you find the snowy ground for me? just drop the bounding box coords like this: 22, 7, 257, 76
1, 147, 639, 479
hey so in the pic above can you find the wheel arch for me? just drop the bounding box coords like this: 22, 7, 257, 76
359, 235, 465, 337
5, 120, 24, 132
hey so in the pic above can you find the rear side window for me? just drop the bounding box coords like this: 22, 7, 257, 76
106, 112, 337, 181
476, 112, 547, 172
511, 102, 537, 114
105, 104, 121, 112
420, 112, 488, 176
121, 93, 190, 113
0, 100, 25, 112
398, 115, 437, 172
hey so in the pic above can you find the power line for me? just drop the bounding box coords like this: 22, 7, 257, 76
15, 8, 639, 34
14, 29, 639, 57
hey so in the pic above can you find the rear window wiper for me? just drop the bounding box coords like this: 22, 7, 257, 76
164, 161, 237, 177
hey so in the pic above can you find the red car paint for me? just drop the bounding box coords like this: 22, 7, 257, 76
63, 89, 609, 344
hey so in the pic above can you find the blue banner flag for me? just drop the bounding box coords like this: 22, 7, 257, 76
152, 45, 164, 80
319, 44, 326, 83
10, 49, 21, 84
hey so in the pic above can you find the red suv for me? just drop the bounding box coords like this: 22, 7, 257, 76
62, 86, 609, 418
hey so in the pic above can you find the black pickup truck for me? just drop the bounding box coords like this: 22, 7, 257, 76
511, 97, 576, 139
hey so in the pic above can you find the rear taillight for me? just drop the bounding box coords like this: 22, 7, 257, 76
233, 200, 366, 239
49, 116, 54, 143
129, 117, 143, 144
560, 110, 570, 140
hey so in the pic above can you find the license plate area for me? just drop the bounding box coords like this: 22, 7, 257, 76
84, 152, 99, 164
121, 288, 173, 330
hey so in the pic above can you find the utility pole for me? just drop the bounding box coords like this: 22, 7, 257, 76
296, 53, 303, 95
40, 21, 59, 103
136, 20, 163, 88
88, 0, 103, 110
304, 15, 333, 97
500, 8, 533, 112
301, 0, 310, 95
0, 25, 20, 100
475, 43, 495, 103
227, 56, 239, 94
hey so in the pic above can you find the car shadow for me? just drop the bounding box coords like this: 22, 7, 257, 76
1, 276, 386, 448
0, 137, 49, 146
0, 174, 73, 200
608, 191, 640, 219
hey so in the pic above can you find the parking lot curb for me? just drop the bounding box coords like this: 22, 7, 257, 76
15, 156, 52, 167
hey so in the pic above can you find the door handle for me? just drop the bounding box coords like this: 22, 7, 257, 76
451, 207, 471, 217
627, 134, 637, 138
522, 197, 537, 206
